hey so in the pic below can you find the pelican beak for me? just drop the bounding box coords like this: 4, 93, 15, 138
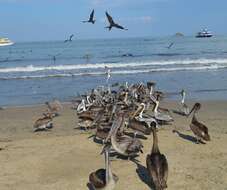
100, 144, 111, 155
105, 116, 123, 143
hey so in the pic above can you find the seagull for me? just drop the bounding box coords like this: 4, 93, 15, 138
167, 42, 174, 49
64, 34, 74, 43
105, 11, 128, 31
83, 9, 95, 24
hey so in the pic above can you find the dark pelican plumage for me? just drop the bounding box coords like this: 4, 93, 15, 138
105, 113, 143, 158
105, 12, 128, 31
146, 126, 168, 190
189, 103, 211, 143
33, 113, 53, 132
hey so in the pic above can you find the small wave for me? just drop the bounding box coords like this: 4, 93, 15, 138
1, 65, 226, 80
0, 58, 227, 73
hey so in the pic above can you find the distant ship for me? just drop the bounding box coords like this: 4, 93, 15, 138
0, 38, 14, 46
196, 29, 213, 38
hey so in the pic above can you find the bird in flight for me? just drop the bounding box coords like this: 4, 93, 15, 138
64, 34, 74, 43
167, 42, 174, 49
83, 9, 95, 24
105, 11, 128, 31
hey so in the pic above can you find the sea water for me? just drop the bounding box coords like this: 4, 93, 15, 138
0, 36, 227, 106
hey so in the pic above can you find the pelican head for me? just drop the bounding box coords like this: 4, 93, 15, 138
180, 89, 186, 97
188, 102, 201, 116
147, 81, 156, 89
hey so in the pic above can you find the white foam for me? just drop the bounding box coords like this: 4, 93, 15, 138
1, 65, 226, 80
0, 58, 227, 73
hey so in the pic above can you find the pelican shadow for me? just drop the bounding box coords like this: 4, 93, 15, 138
172, 130, 205, 144
132, 160, 155, 190
87, 182, 94, 190
172, 109, 187, 116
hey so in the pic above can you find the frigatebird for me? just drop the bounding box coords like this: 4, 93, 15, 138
83, 9, 95, 24
105, 11, 128, 31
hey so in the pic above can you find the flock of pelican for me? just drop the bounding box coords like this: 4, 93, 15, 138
32, 78, 211, 189
70, 80, 211, 190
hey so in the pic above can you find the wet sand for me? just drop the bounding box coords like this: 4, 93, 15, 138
0, 101, 227, 190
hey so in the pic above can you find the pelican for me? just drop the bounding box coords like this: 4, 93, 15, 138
77, 99, 86, 113
45, 99, 63, 117
153, 95, 173, 124
33, 113, 53, 132
89, 145, 118, 190
83, 9, 95, 24
189, 103, 211, 143
146, 126, 168, 190
105, 114, 143, 158
105, 12, 128, 31
64, 34, 74, 43
105, 66, 111, 83
177, 89, 190, 116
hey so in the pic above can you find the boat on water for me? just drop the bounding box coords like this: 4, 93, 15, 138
196, 29, 213, 38
0, 38, 14, 46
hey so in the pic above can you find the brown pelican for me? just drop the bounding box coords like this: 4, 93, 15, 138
128, 119, 152, 136
89, 145, 118, 190
153, 95, 173, 124
64, 34, 74, 43
105, 12, 128, 31
83, 9, 95, 24
146, 126, 168, 190
189, 103, 211, 143
105, 114, 143, 158
33, 113, 53, 132
45, 100, 62, 117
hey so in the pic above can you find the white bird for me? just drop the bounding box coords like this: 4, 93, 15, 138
153, 95, 174, 123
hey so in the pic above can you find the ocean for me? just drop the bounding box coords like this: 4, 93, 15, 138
0, 36, 227, 106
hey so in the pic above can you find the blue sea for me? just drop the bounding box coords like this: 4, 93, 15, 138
1, 36, 227, 106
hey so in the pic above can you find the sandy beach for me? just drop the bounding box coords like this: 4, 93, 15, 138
0, 101, 227, 190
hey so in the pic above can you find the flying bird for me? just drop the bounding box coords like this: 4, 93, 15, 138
64, 34, 74, 43
83, 9, 95, 24
105, 11, 128, 31
167, 42, 174, 49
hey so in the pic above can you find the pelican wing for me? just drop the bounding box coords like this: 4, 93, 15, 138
33, 118, 51, 128
105, 12, 114, 24
155, 112, 173, 122
190, 116, 210, 140
117, 136, 143, 154
146, 153, 168, 189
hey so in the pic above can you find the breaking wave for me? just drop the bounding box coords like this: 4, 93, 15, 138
0, 58, 227, 73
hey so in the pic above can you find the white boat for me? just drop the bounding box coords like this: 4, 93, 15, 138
0, 38, 14, 46
196, 29, 213, 38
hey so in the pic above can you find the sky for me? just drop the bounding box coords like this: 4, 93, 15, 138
0, 0, 227, 42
